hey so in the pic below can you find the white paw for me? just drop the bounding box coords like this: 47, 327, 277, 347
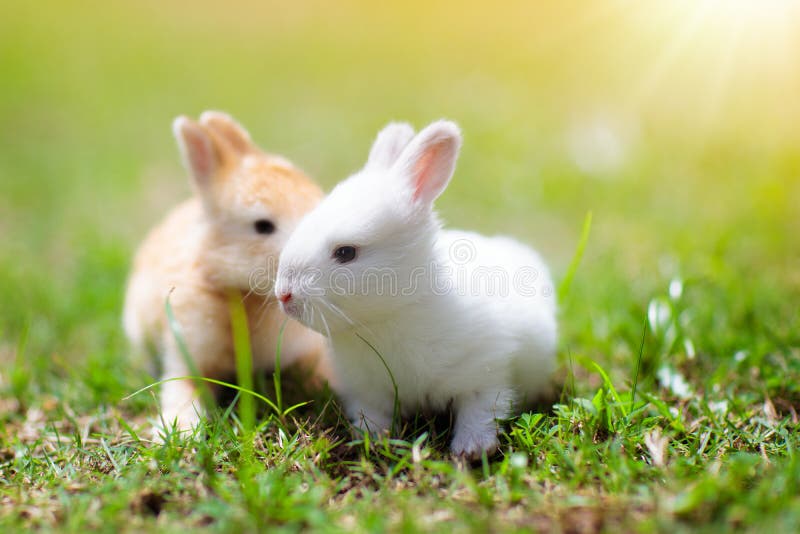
349, 408, 392, 438
450, 429, 499, 460
351, 416, 391, 438
151, 408, 201, 442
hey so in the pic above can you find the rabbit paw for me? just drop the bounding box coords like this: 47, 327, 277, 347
450, 428, 499, 460
348, 403, 392, 438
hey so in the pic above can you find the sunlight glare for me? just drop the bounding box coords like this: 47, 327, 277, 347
701, 0, 799, 38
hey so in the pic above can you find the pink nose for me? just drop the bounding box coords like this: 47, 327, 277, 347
277, 291, 292, 304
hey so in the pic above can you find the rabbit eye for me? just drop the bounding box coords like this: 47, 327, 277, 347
333, 245, 357, 264
254, 219, 276, 235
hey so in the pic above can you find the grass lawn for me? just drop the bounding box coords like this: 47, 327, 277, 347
1, 1, 799, 532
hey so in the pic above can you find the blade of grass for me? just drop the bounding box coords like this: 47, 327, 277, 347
124, 376, 279, 415
356, 333, 400, 435
100, 438, 122, 476
274, 318, 288, 417
558, 210, 593, 301
227, 289, 255, 435
117, 416, 140, 443
282, 400, 311, 416
11, 319, 30, 403
630, 314, 648, 415
578, 357, 628, 417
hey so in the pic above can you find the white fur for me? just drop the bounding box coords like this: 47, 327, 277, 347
275, 120, 557, 457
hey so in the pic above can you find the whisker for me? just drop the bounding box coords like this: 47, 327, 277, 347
318, 299, 353, 326
253, 296, 280, 325
324, 297, 377, 339
314, 303, 333, 340
242, 285, 257, 300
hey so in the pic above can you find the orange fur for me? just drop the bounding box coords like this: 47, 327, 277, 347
123, 111, 329, 434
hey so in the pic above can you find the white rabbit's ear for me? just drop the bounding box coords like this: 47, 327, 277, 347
173, 116, 217, 190
394, 120, 462, 205
199, 110, 255, 156
366, 122, 415, 169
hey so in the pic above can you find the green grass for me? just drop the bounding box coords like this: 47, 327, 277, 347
2, 1, 800, 532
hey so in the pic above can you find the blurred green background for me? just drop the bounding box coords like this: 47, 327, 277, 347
1, 0, 798, 391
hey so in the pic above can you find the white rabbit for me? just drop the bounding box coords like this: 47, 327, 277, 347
123, 111, 330, 434
274, 120, 557, 458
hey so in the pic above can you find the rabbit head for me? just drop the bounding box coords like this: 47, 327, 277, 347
275, 120, 462, 333
174, 111, 323, 292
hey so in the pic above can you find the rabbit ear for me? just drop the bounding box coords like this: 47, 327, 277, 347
366, 122, 415, 169
173, 116, 217, 190
199, 110, 256, 157
394, 120, 462, 205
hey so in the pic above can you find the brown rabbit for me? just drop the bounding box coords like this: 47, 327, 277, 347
123, 111, 329, 434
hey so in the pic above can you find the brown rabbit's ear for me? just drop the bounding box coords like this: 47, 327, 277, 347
199, 110, 256, 158
173, 116, 217, 190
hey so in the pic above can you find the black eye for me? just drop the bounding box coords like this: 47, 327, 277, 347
254, 219, 275, 235
333, 245, 357, 264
